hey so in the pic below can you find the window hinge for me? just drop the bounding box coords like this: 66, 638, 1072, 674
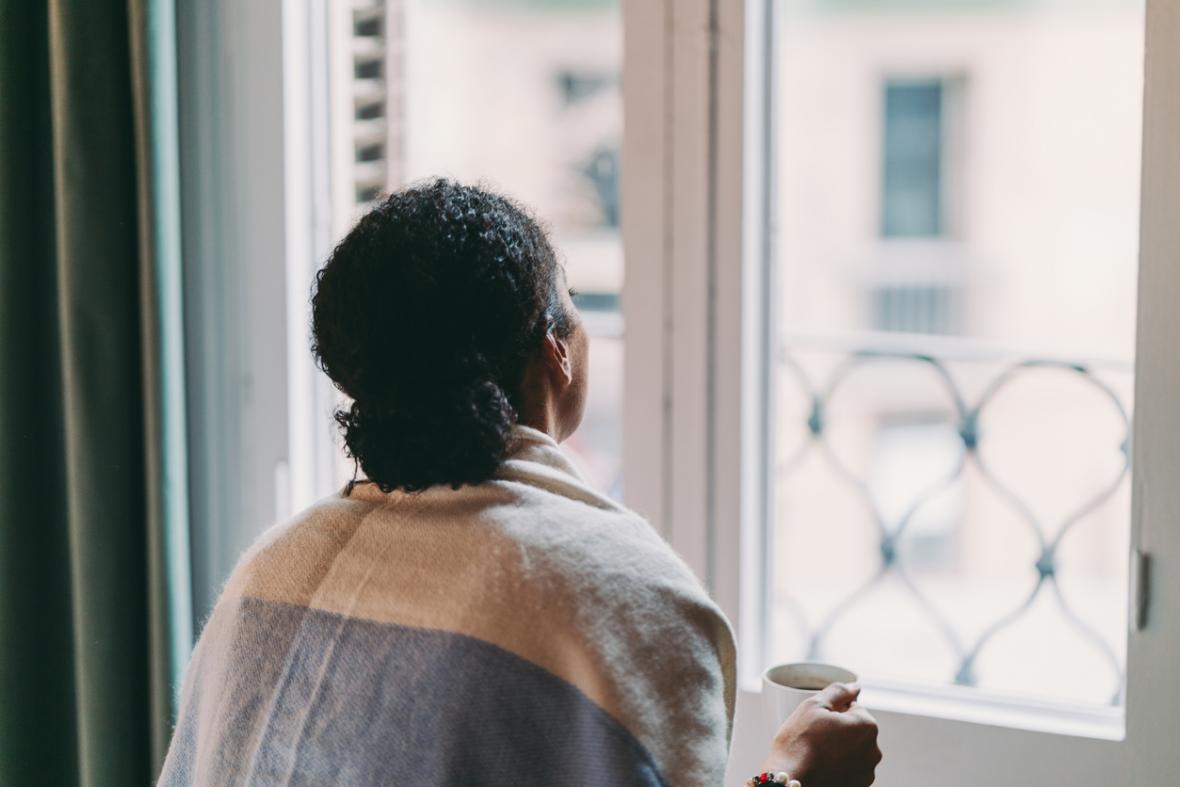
1131, 549, 1152, 631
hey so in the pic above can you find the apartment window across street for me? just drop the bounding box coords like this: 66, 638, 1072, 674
882, 79, 945, 238
872, 75, 964, 335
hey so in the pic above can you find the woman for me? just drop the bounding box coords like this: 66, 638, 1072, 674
159, 180, 880, 786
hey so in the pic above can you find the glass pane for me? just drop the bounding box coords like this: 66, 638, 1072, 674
881, 80, 944, 237
771, 0, 1143, 707
329, 0, 623, 496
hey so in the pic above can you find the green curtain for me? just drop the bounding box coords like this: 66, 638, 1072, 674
0, 1, 193, 784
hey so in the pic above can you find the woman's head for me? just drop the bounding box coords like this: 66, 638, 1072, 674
311, 179, 587, 493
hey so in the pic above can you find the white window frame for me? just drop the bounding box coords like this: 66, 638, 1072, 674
623, 0, 1180, 784
179, 0, 343, 617
180, 0, 296, 616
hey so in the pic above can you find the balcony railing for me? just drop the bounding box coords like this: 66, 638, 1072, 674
774, 333, 1131, 705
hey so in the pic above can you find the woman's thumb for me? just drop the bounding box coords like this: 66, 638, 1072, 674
816, 682, 861, 711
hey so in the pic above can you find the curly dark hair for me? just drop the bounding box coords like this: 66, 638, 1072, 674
311, 179, 574, 493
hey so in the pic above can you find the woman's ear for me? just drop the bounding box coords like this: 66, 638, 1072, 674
543, 330, 573, 386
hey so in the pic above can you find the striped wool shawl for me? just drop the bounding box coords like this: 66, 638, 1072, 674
158, 426, 737, 786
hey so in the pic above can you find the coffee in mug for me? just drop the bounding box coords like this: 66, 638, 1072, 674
762, 662, 859, 726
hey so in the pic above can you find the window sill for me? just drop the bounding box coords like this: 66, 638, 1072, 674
858, 679, 1124, 742
726, 680, 1125, 787
735, 674, 1122, 741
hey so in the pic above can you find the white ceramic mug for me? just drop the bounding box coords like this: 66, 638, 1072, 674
762, 662, 859, 726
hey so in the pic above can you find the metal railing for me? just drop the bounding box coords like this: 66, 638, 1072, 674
775, 334, 1132, 704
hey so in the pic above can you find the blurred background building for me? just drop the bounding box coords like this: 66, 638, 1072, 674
327, 0, 624, 496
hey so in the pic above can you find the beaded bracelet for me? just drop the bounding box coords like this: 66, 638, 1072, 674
745, 771, 801, 787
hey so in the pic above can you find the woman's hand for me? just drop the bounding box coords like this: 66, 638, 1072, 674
761, 683, 882, 787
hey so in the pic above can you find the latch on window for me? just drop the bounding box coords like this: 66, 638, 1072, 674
1131, 550, 1152, 631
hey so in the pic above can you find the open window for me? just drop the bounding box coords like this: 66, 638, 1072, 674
179, 0, 1180, 783
622, 0, 1180, 784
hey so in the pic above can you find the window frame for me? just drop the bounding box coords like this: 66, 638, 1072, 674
622, 0, 1180, 784
179, 0, 294, 618
179, 0, 345, 620
622, 0, 774, 667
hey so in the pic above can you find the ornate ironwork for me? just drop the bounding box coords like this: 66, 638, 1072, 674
776, 338, 1131, 704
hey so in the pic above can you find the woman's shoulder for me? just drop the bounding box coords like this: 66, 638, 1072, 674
216, 492, 381, 604
485, 473, 671, 567
484, 475, 729, 635
489, 432, 698, 589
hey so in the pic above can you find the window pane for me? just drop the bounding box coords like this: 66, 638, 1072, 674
882, 80, 943, 237
772, 0, 1143, 707
329, 0, 623, 496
